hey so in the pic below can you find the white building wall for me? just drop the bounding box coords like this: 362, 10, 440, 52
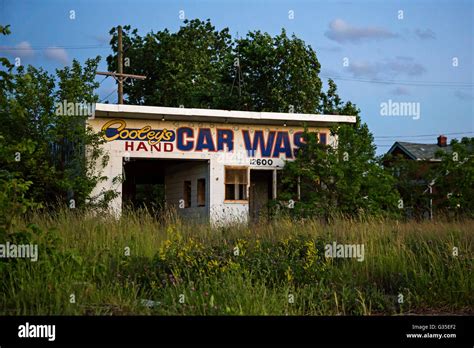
209, 157, 249, 226
88, 140, 123, 216
87, 116, 339, 224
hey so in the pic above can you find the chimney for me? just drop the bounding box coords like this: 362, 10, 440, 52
437, 135, 447, 147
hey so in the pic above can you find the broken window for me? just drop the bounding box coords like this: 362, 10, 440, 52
225, 167, 248, 201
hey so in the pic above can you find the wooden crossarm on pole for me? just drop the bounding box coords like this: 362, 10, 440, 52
96, 25, 147, 104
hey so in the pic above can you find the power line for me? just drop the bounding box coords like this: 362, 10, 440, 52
97, 75, 109, 85
96, 26, 146, 104
0, 44, 109, 50
2, 44, 473, 88
373, 132, 474, 139
320, 75, 473, 88
100, 88, 117, 103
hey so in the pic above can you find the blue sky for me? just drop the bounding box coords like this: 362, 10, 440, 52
0, 0, 473, 154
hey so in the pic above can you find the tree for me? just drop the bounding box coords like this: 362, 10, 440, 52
280, 81, 400, 219
319, 79, 358, 115
107, 19, 232, 108
107, 21, 323, 113
229, 29, 322, 112
0, 24, 38, 233
431, 137, 474, 218
383, 137, 474, 219
0, 25, 114, 213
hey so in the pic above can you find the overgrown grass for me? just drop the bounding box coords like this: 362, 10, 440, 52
0, 209, 472, 315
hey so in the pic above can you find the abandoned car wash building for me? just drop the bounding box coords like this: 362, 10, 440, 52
89, 103, 356, 225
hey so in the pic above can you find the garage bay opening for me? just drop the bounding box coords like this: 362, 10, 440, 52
122, 158, 209, 221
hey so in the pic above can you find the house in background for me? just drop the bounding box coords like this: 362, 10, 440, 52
384, 135, 453, 219
386, 135, 452, 163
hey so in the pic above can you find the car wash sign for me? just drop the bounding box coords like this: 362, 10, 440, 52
101, 119, 326, 159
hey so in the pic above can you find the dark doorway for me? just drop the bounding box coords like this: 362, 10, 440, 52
249, 169, 273, 222
122, 158, 166, 211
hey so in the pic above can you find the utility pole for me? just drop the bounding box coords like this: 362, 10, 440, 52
96, 25, 146, 104
230, 55, 244, 98
117, 25, 123, 104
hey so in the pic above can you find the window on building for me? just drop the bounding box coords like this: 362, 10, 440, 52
183, 180, 191, 208
225, 167, 248, 201
197, 178, 206, 207
319, 132, 327, 145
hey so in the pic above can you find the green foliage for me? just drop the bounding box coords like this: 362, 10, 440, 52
107, 20, 232, 108
384, 156, 431, 219
280, 82, 400, 219
0, 26, 115, 212
319, 79, 358, 115
384, 137, 474, 219
1, 211, 471, 315
229, 29, 322, 112
431, 137, 474, 217
0, 25, 14, 99
0, 174, 37, 234
107, 20, 323, 112
151, 230, 328, 288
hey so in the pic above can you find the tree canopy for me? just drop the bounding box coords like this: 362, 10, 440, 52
107, 19, 325, 113
0, 25, 114, 231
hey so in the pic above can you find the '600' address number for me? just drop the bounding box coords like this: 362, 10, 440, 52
250, 159, 273, 166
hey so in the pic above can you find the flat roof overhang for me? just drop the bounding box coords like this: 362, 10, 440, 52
93, 103, 357, 127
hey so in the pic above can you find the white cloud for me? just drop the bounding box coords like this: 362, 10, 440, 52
325, 19, 398, 43
347, 57, 426, 79
0, 41, 35, 59
44, 47, 69, 64
415, 28, 436, 40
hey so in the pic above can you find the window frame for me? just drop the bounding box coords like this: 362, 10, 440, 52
224, 166, 249, 203
197, 178, 206, 207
